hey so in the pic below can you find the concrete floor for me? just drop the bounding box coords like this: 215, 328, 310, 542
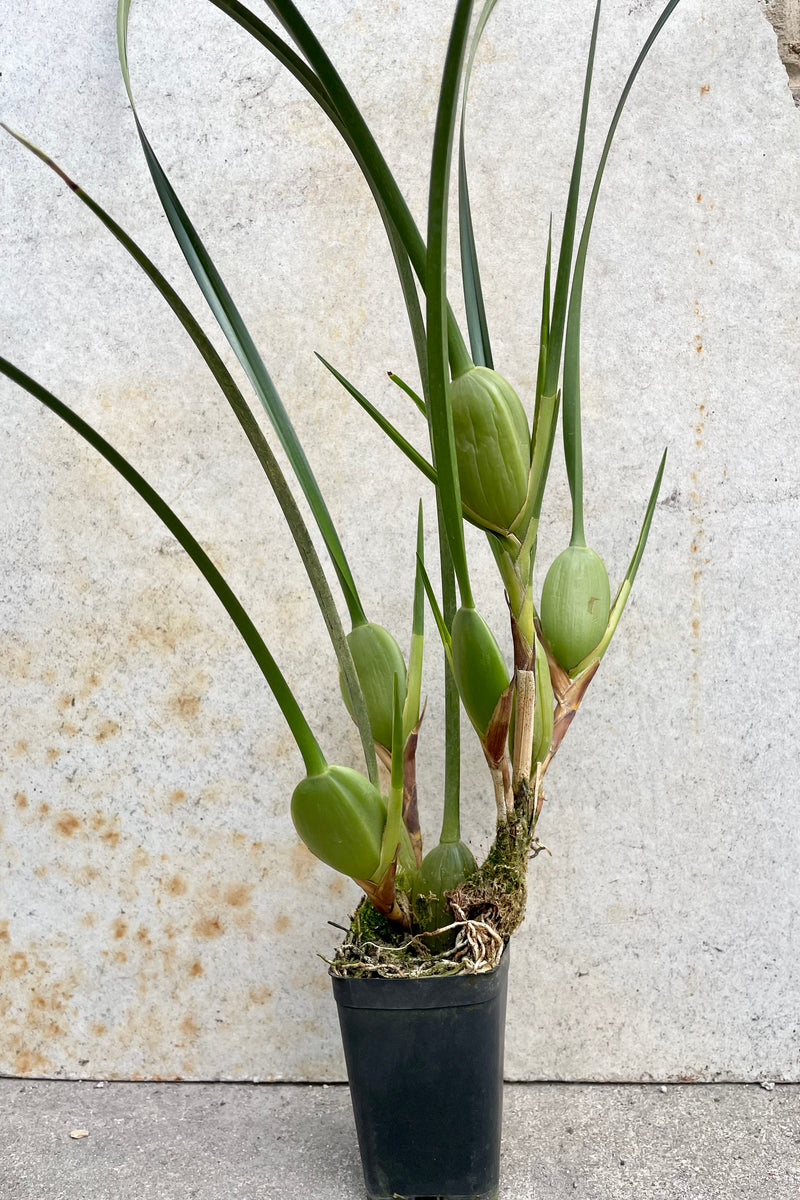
1, 1079, 799, 1199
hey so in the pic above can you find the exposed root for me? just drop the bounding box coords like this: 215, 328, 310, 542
332, 779, 544, 977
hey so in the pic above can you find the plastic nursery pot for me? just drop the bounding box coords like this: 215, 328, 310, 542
331, 948, 510, 1200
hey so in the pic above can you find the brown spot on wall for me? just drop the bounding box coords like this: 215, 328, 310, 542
94, 719, 121, 743
189, 959, 204, 978
180, 1015, 200, 1040
168, 789, 187, 807
81, 913, 97, 928
329, 876, 346, 898
131, 848, 150, 873
249, 985, 272, 1005
223, 884, 252, 909
74, 866, 100, 888
135, 927, 152, 946
57, 694, 75, 712
55, 812, 80, 837
92, 1023, 107, 1037
166, 875, 188, 897
100, 828, 121, 849
39, 802, 50, 816
12, 740, 29, 758
274, 914, 292, 935
700, 83, 710, 95
170, 694, 201, 721
14, 1049, 51, 1076
14, 792, 28, 810
112, 949, 128, 965
696, 192, 702, 202
291, 842, 317, 882
9, 952, 29, 976
46, 748, 61, 763
112, 918, 128, 940
0, 921, 9, 942
193, 916, 224, 939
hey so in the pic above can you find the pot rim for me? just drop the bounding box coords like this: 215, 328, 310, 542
329, 942, 509, 1010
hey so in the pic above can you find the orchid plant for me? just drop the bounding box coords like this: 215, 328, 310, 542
1, 0, 680, 969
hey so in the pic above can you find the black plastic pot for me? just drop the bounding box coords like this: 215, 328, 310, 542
331, 948, 509, 1200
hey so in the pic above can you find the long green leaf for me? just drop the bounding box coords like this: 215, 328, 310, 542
226, 0, 472, 377
417, 553, 454, 674
117, 0, 366, 630
426, 0, 475, 610
571, 448, 667, 675
458, 0, 500, 369
1, 122, 379, 788
402, 502, 425, 740
388, 372, 427, 418
0, 356, 327, 778
562, 0, 681, 548
435, 491, 461, 845
315, 355, 437, 486
544, 0, 603, 399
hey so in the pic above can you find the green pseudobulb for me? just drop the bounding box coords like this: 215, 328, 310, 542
540, 545, 610, 672
291, 765, 386, 880
414, 839, 477, 935
339, 621, 407, 750
448, 366, 531, 533
451, 606, 509, 738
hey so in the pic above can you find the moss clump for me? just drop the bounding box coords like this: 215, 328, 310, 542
331, 780, 544, 977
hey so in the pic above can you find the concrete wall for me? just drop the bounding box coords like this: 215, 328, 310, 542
2, 0, 799, 1082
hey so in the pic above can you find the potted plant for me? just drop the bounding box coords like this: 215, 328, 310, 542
1, 0, 683, 1195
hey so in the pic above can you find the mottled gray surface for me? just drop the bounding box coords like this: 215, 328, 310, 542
2, 1079, 800, 1199
2, 0, 800, 1081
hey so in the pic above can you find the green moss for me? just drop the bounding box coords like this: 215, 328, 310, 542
331, 780, 543, 977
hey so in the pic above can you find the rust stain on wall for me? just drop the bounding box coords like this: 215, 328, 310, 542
55, 812, 80, 838
193, 916, 224, 939
94, 719, 121, 743
291, 842, 317, 882
223, 884, 252, 909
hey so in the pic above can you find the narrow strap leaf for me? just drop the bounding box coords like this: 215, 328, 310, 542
426, 0, 475, 610
533, 216, 553, 446
0, 356, 327, 779
417, 554, 454, 673
544, 0, 602, 399
315, 355, 437, 486
571, 449, 667, 675
1, 121, 379, 788
257, 0, 473, 378
388, 372, 427, 418
458, 0, 499, 369
378, 676, 406, 877
562, 0, 681, 548
436, 492, 461, 850
402, 501, 425, 741
117, 0, 366, 629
